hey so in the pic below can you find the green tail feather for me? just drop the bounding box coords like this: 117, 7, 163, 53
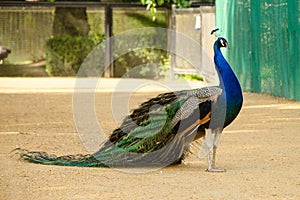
18, 149, 107, 167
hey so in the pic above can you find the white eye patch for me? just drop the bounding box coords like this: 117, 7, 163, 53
220, 39, 225, 47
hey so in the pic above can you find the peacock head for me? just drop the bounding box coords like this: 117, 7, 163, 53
216, 37, 230, 50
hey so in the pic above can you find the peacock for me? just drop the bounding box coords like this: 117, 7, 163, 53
18, 36, 243, 172
0, 46, 11, 64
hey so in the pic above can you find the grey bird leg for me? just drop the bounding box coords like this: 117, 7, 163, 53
204, 128, 226, 172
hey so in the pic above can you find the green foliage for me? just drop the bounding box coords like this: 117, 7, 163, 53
112, 30, 169, 79
114, 48, 169, 79
158, 55, 170, 78
45, 34, 104, 76
176, 74, 203, 81
141, 0, 190, 20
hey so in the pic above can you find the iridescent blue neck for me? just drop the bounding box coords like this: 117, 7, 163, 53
213, 42, 243, 126
213, 44, 237, 90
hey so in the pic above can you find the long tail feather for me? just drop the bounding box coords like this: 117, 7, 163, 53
17, 148, 106, 167
17, 135, 189, 168
17, 87, 221, 168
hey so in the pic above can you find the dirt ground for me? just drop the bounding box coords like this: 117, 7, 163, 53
0, 88, 300, 199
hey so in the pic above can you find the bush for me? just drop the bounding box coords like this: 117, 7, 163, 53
176, 74, 204, 81
45, 30, 169, 78
45, 34, 104, 76
113, 30, 169, 79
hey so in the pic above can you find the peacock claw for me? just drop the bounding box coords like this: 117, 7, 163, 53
205, 167, 226, 173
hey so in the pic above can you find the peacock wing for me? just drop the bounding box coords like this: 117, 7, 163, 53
107, 86, 222, 153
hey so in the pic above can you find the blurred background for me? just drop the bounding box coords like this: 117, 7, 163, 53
0, 0, 299, 101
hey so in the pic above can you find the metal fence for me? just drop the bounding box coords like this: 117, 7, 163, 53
0, 6, 53, 64
0, 1, 216, 79
0, 2, 168, 77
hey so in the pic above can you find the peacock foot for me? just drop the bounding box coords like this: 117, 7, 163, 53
205, 167, 226, 173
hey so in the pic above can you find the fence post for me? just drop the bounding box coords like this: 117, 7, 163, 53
104, 4, 113, 77
170, 4, 176, 81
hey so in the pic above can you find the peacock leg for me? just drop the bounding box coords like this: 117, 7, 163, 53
205, 129, 226, 172
203, 128, 214, 171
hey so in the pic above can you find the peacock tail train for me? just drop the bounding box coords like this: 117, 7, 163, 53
19, 87, 222, 167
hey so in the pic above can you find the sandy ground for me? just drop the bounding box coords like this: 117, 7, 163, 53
0, 79, 300, 199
